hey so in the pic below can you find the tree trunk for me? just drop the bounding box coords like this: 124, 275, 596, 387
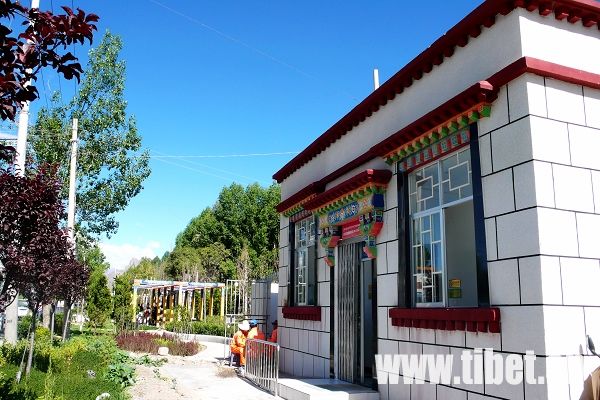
25, 311, 37, 377
61, 300, 72, 341
42, 304, 51, 329
49, 304, 55, 339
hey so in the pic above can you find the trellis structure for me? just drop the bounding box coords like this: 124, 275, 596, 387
131, 279, 226, 326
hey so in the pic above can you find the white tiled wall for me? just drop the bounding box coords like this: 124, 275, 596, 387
277, 24, 600, 400
277, 215, 331, 379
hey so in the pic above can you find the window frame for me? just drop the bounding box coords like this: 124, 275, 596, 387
409, 148, 474, 308
289, 215, 318, 307
400, 123, 490, 309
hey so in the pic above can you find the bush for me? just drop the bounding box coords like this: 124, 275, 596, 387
105, 363, 136, 388
52, 312, 63, 337
115, 331, 200, 356
0, 335, 127, 400
164, 316, 233, 336
17, 316, 32, 340
0, 372, 36, 400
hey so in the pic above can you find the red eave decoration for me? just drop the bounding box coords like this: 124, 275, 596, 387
272, 0, 600, 183
276, 57, 600, 211
282, 306, 322, 321
389, 307, 501, 334
371, 81, 497, 158
303, 169, 392, 211
275, 182, 325, 213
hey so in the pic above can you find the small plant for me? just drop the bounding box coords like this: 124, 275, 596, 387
134, 354, 166, 367
154, 338, 170, 348
115, 331, 200, 356
105, 363, 136, 388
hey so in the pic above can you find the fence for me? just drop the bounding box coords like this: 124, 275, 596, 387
245, 338, 280, 397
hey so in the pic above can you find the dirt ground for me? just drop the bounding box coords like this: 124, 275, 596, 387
128, 341, 276, 400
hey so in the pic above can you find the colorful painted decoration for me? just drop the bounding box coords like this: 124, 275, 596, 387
359, 210, 383, 237
400, 129, 470, 172
316, 195, 386, 266
320, 226, 341, 267
324, 248, 335, 267
363, 236, 378, 259
319, 193, 384, 228
320, 226, 342, 248
384, 104, 489, 165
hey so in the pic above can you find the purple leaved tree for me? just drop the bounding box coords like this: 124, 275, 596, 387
0, 162, 89, 376
0, 1, 98, 121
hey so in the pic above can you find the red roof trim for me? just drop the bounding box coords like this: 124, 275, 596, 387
304, 169, 392, 211
371, 81, 497, 158
276, 57, 600, 211
273, 0, 600, 183
487, 56, 600, 89
275, 182, 324, 213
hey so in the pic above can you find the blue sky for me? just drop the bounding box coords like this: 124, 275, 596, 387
26, 0, 483, 271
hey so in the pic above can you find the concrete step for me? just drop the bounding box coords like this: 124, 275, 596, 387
278, 378, 379, 400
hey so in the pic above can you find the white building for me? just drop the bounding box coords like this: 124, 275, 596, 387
273, 0, 600, 399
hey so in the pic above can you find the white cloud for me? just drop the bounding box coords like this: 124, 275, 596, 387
99, 241, 161, 273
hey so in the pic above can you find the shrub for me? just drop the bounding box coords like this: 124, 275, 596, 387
52, 313, 63, 337
17, 316, 32, 340
0, 335, 128, 400
115, 331, 199, 356
164, 316, 233, 336
105, 363, 136, 388
0, 372, 36, 400
166, 339, 198, 357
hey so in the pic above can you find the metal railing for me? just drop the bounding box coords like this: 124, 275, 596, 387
245, 338, 280, 397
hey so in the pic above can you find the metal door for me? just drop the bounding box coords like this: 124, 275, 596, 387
337, 242, 361, 382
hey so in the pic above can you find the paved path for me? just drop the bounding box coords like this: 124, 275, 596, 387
129, 341, 276, 400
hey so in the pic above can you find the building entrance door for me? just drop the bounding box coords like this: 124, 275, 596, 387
336, 241, 377, 387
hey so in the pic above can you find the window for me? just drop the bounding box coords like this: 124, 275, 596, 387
292, 216, 317, 306
409, 148, 478, 307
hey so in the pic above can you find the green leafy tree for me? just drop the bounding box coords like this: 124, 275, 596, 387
198, 243, 234, 282
175, 208, 218, 249
164, 247, 201, 280
171, 183, 280, 282
123, 256, 165, 281
85, 272, 112, 331
30, 31, 151, 237
113, 274, 133, 332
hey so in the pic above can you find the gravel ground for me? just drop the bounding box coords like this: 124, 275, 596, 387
128, 341, 276, 400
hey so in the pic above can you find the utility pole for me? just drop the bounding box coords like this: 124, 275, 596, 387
67, 118, 78, 242
5, 0, 41, 345
60, 118, 78, 341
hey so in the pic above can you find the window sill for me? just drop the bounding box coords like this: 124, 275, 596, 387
282, 306, 321, 321
389, 307, 500, 333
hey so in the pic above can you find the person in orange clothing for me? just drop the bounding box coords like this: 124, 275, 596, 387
268, 320, 278, 343
247, 319, 265, 340
230, 320, 250, 366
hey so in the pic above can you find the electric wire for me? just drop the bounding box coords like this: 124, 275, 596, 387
150, 149, 261, 183
148, 0, 358, 102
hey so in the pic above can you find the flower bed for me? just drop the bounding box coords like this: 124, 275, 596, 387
116, 331, 199, 356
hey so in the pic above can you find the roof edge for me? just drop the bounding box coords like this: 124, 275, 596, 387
276, 56, 600, 212
273, 0, 600, 183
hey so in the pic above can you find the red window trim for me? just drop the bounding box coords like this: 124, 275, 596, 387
282, 306, 322, 321
389, 307, 500, 333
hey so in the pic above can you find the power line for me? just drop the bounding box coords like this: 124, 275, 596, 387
149, 151, 299, 159
152, 156, 254, 183
148, 0, 358, 102
150, 149, 261, 183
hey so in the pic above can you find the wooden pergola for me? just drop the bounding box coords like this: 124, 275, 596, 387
131, 279, 226, 326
